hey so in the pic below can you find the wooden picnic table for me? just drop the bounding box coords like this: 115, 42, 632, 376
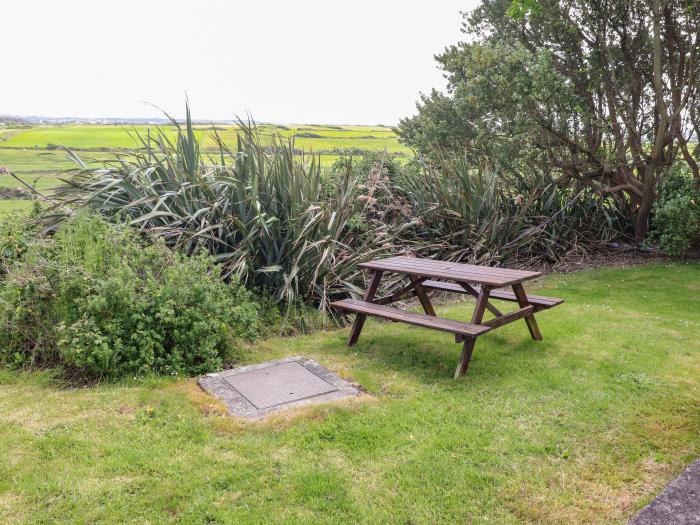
331, 256, 563, 378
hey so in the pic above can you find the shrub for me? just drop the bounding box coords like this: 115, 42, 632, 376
34, 104, 632, 320
326, 152, 409, 237
50, 107, 386, 316
0, 212, 38, 276
0, 214, 261, 378
650, 166, 700, 256
347, 155, 630, 267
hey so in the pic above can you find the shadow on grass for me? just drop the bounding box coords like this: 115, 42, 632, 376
319, 324, 556, 386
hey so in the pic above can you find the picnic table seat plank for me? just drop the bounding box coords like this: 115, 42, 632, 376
421, 280, 563, 309
331, 299, 491, 337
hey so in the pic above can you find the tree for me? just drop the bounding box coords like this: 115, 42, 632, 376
397, 0, 700, 240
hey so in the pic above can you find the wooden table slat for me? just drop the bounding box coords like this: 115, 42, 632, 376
359, 257, 540, 287
361, 256, 541, 278
383, 256, 538, 278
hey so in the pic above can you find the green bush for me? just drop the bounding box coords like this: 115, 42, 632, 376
650, 166, 700, 256
52, 107, 383, 316
0, 212, 38, 276
0, 214, 261, 378
36, 104, 633, 318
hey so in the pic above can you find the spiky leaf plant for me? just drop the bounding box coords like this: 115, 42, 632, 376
50, 106, 386, 315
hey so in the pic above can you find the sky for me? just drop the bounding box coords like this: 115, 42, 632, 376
3, 1, 478, 125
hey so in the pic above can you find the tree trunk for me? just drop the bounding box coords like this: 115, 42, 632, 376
634, 163, 658, 242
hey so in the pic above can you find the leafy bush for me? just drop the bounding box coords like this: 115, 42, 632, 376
326, 152, 409, 237
344, 155, 629, 267
0, 212, 38, 276
34, 104, 632, 321
650, 166, 700, 256
325, 152, 628, 268
0, 214, 261, 378
50, 107, 386, 315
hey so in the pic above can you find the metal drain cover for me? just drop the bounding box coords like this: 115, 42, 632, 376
224, 361, 337, 409
198, 356, 361, 418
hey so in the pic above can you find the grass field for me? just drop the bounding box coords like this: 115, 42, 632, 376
1, 263, 698, 524
0, 123, 408, 213
0, 148, 115, 174
0, 200, 34, 213
0, 124, 407, 153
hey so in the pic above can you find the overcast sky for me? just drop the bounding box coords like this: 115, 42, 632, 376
3, 1, 477, 124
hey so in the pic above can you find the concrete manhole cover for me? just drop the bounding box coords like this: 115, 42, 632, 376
198, 356, 361, 418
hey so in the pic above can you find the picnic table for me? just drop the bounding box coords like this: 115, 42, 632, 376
331, 256, 563, 378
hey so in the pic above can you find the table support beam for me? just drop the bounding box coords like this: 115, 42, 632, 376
455, 286, 491, 378
458, 282, 503, 317
411, 276, 436, 316
373, 277, 427, 305
482, 305, 535, 329
348, 270, 383, 346
512, 283, 542, 341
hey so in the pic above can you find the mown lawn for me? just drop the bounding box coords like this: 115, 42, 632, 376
1, 263, 699, 524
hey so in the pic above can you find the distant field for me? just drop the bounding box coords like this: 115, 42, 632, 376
0, 171, 64, 192
0, 123, 408, 214
0, 148, 113, 174
0, 124, 407, 153
0, 199, 33, 214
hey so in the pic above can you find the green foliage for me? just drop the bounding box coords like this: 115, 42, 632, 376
650, 166, 700, 256
0, 212, 38, 274
398, 42, 581, 171
50, 107, 386, 316
35, 105, 630, 324
390, 158, 628, 265
397, 0, 700, 240
325, 152, 409, 237
0, 214, 261, 378
506, 0, 542, 19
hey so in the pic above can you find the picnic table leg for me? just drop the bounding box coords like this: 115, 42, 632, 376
512, 283, 543, 341
347, 270, 383, 346
455, 286, 491, 378
459, 282, 503, 317
411, 276, 436, 316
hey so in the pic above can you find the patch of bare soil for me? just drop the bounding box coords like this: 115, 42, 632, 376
0, 187, 31, 200
549, 246, 674, 273
510, 242, 699, 274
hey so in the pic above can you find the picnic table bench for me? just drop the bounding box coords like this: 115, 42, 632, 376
331, 256, 563, 378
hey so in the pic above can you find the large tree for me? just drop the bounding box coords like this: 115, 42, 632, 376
398, 0, 700, 240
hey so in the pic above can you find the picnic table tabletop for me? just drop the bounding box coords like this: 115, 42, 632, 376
359, 255, 541, 288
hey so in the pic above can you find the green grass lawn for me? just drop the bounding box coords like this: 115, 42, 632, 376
1, 263, 699, 524
0, 148, 115, 175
